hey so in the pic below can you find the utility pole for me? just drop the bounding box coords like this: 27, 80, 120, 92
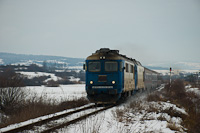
170, 67, 172, 87
197, 70, 200, 86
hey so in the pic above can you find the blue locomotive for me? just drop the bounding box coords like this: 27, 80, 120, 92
84, 48, 161, 104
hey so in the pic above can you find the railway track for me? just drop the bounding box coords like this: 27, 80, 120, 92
0, 104, 115, 133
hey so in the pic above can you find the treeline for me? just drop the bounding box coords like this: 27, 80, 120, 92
0, 64, 56, 72
161, 72, 200, 88
0, 64, 85, 86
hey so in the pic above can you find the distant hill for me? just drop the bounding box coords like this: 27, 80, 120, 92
145, 62, 200, 70
1, 52, 199, 70
0, 52, 84, 69
144, 66, 168, 70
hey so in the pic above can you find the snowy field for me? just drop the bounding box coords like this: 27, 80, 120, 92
25, 84, 86, 102
18, 71, 80, 83
2, 84, 199, 132
154, 69, 199, 75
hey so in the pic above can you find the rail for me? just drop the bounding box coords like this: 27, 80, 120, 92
0, 104, 114, 133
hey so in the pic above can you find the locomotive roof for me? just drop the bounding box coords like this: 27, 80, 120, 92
86, 48, 142, 66
144, 67, 160, 74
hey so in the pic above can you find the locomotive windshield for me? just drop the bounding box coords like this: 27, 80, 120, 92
88, 62, 101, 72
105, 61, 118, 72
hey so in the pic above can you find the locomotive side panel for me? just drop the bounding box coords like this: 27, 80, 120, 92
124, 61, 135, 92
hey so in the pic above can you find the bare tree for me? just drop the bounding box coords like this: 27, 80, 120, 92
0, 68, 26, 114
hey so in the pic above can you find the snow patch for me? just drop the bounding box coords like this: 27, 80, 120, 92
186, 87, 200, 96
68, 66, 83, 70
25, 84, 86, 101
149, 101, 187, 115
0, 59, 4, 64
11, 60, 43, 67
18, 71, 62, 82
154, 69, 199, 76
113, 101, 187, 133
69, 76, 80, 82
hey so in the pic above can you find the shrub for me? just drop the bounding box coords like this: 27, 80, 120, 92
164, 80, 200, 133
167, 123, 181, 132
0, 69, 26, 115
165, 79, 186, 101
147, 93, 164, 102
46, 80, 59, 87
0, 87, 27, 115
0, 96, 89, 128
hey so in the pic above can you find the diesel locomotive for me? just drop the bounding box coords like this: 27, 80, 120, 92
84, 48, 161, 104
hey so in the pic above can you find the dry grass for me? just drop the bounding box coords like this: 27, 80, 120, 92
167, 123, 181, 132
148, 80, 200, 133
147, 93, 162, 102
114, 80, 200, 132
0, 96, 89, 128
157, 114, 167, 121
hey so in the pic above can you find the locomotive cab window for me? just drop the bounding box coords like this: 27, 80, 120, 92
105, 61, 118, 72
88, 62, 101, 72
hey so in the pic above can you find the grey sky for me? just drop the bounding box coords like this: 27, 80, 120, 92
0, 0, 200, 66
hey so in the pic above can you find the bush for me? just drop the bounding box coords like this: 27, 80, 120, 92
0, 96, 89, 128
165, 79, 186, 101
0, 69, 26, 115
147, 93, 164, 102
164, 80, 200, 133
0, 68, 24, 88
23, 76, 50, 86
46, 80, 59, 87
167, 123, 181, 132
0, 87, 27, 115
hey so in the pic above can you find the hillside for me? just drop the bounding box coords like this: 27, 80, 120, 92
0, 52, 84, 69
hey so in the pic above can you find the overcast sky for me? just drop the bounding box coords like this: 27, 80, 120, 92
0, 0, 200, 66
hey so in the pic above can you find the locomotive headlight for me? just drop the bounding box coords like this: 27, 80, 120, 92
90, 81, 93, 84
112, 81, 115, 84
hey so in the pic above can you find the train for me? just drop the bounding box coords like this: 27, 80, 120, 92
83, 48, 161, 104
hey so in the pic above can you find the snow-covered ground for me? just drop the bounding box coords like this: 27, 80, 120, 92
2, 84, 198, 132
12, 60, 43, 67
185, 85, 200, 96
18, 71, 80, 82
25, 85, 188, 132
0, 59, 3, 65
57, 103, 186, 133
25, 84, 86, 102
154, 69, 199, 76
57, 86, 187, 133
187, 88, 200, 96
18, 71, 62, 80
0, 104, 96, 133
